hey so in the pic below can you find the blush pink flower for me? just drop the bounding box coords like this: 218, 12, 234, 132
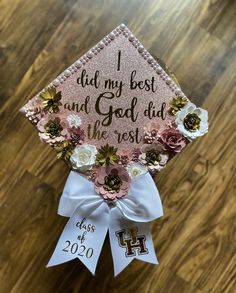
139, 143, 169, 173
37, 114, 68, 145
143, 122, 160, 143
159, 128, 186, 153
21, 97, 44, 124
95, 165, 131, 202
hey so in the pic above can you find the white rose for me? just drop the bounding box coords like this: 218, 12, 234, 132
176, 103, 208, 140
70, 144, 97, 171
67, 114, 82, 128
126, 162, 147, 178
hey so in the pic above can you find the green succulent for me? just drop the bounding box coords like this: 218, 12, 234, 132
96, 144, 119, 166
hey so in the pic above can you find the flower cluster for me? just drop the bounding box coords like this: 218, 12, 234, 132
140, 97, 208, 173
23, 86, 208, 203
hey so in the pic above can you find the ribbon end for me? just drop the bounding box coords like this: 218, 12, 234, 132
77, 256, 97, 276
114, 258, 133, 277
47, 254, 76, 267
135, 250, 159, 265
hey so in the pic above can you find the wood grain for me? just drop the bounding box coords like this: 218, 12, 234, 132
0, 0, 236, 292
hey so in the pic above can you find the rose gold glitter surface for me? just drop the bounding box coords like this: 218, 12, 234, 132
24, 24, 188, 151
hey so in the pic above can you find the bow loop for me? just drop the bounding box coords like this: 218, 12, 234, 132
116, 173, 163, 222
58, 171, 105, 218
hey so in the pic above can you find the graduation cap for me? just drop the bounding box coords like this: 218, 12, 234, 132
22, 23, 208, 179
21, 24, 208, 274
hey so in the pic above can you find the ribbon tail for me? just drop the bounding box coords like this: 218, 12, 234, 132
47, 203, 109, 275
109, 208, 158, 277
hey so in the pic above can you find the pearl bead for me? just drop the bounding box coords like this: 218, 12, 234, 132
166, 77, 171, 84
138, 46, 144, 53
98, 42, 104, 49
129, 35, 134, 41
120, 23, 126, 30
64, 70, 71, 77
109, 32, 115, 40
75, 60, 82, 68
87, 51, 93, 58
53, 79, 60, 86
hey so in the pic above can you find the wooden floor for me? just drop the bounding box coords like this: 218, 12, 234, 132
0, 0, 236, 292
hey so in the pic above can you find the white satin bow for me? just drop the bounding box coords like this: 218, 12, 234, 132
58, 171, 163, 222
48, 171, 163, 276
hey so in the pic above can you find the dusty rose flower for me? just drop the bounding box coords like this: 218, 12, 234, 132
159, 128, 186, 153
68, 127, 85, 145
131, 148, 141, 162
118, 149, 131, 167
139, 143, 169, 173
143, 122, 160, 143
37, 114, 68, 145
95, 165, 131, 202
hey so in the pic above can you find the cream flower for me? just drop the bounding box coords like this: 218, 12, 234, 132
70, 144, 97, 171
126, 163, 147, 178
176, 103, 208, 140
67, 114, 82, 128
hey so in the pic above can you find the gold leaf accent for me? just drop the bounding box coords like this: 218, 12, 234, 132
183, 113, 201, 132
39, 87, 62, 114
168, 96, 188, 115
54, 141, 74, 160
